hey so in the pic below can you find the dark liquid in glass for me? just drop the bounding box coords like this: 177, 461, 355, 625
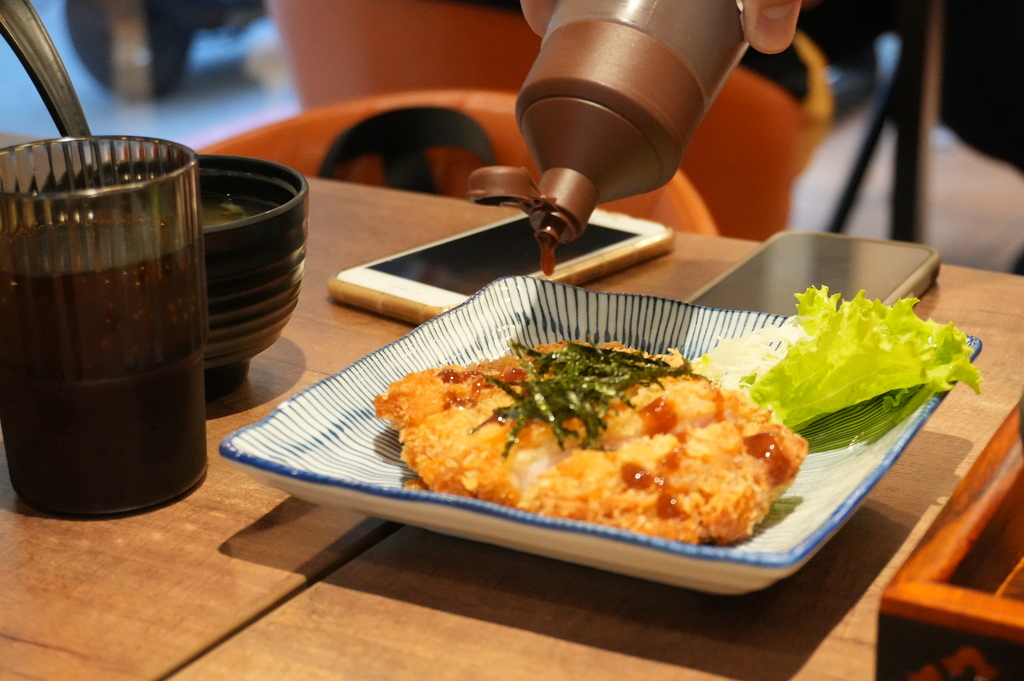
0, 246, 207, 514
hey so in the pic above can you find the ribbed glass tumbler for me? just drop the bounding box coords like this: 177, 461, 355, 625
0, 137, 208, 515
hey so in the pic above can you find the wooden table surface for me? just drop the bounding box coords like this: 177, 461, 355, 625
3, 177, 1023, 681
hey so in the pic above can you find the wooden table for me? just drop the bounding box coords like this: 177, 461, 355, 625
3, 178, 1024, 681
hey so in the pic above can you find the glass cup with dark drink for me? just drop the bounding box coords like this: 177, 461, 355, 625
0, 136, 208, 515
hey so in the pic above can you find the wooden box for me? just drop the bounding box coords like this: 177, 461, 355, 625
878, 403, 1024, 680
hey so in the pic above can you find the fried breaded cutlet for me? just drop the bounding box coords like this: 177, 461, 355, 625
374, 341, 808, 545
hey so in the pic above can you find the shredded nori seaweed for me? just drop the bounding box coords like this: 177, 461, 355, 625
482, 341, 693, 455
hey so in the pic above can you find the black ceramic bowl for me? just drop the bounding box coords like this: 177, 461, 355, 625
199, 154, 309, 400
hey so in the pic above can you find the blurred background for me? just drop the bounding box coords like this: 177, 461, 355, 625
2, 0, 1023, 274
0, 0, 298, 148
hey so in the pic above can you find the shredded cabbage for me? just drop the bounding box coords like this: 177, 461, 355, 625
694, 317, 808, 391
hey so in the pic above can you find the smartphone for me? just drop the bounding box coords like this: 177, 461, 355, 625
329, 209, 675, 323
687, 231, 941, 316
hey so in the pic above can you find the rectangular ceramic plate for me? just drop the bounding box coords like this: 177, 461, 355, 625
221, 276, 981, 594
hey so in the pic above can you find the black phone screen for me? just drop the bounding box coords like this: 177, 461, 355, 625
368, 218, 635, 295
689, 233, 940, 316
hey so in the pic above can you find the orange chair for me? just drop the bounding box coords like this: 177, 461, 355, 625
262, 0, 829, 240
681, 32, 833, 242
200, 88, 718, 236
682, 67, 808, 243
266, 0, 541, 111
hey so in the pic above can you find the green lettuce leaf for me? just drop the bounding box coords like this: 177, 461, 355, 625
748, 286, 982, 429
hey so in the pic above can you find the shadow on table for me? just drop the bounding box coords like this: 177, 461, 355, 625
205, 337, 307, 418
219, 495, 400, 577
323, 430, 971, 681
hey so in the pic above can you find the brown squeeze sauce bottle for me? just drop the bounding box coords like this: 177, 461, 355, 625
468, 0, 748, 273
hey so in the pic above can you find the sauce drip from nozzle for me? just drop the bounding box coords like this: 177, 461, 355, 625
465, 166, 587, 277
535, 215, 566, 276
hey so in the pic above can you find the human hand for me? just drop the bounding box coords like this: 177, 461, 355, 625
739, 0, 804, 54
520, 0, 813, 55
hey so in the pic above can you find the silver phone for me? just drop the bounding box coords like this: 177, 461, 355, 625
330, 209, 675, 324
687, 231, 941, 316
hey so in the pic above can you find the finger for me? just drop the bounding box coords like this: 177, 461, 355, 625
741, 0, 802, 54
521, 0, 553, 36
